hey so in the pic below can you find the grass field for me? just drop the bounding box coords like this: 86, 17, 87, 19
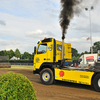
0, 65, 33, 70
11, 65, 33, 69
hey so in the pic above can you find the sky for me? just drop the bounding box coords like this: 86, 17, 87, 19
0, 0, 100, 54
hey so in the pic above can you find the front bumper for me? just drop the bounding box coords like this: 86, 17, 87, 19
33, 63, 40, 74
33, 69, 40, 74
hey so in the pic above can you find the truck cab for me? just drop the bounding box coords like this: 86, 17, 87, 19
33, 38, 72, 74
79, 54, 97, 65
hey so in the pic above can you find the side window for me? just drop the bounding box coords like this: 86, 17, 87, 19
57, 44, 62, 51
37, 44, 47, 54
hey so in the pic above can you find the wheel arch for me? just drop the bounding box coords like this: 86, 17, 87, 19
40, 62, 54, 74
91, 72, 100, 84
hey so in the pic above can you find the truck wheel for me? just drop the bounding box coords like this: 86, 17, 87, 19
40, 68, 54, 85
93, 74, 100, 92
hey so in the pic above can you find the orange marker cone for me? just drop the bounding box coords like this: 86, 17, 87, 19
74, 63, 77, 67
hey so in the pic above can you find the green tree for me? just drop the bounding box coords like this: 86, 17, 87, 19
22, 52, 31, 60
0, 50, 14, 59
71, 47, 79, 57
71, 47, 81, 60
31, 52, 34, 59
15, 48, 21, 58
7, 49, 14, 59
72, 56, 80, 60
0, 50, 4, 56
80, 51, 90, 56
92, 41, 100, 53
4, 50, 7, 56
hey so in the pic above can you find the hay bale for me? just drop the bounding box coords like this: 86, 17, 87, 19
0, 63, 11, 68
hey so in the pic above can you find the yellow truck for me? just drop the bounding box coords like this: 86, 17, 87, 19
33, 38, 100, 92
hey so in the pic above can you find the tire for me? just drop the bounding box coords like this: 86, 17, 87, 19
93, 74, 100, 92
40, 68, 54, 85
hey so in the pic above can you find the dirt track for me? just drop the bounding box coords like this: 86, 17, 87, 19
0, 68, 100, 100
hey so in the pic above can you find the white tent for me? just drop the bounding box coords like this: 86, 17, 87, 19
10, 56, 20, 60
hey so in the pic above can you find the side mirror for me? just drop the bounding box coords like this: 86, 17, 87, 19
34, 46, 36, 54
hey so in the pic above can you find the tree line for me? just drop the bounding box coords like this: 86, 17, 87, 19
0, 48, 34, 60
0, 41, 100, 60
72, 41, 100, 60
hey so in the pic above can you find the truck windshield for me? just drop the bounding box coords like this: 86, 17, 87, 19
79, 58, 82, 62
86, 59, 94, 62
37, 44, 47, 54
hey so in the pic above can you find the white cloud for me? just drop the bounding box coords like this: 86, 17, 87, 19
26, 29, 43, 36
26, 29, 55, 39
0, 20, 6, 26
0, 0, 100, 54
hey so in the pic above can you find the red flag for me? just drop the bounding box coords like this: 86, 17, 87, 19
86, 37, 91, 40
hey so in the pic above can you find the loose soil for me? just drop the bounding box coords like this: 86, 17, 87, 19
0, 68, 100, 100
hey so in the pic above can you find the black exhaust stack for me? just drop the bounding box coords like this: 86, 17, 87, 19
59, 0, 82, 68
61, 32, 65, 67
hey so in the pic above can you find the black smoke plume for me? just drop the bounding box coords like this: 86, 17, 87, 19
59, 0, 82, 39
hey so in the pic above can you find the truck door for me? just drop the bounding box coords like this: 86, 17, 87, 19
47, 42, 53, 63
56, 41, 62, 62
35, 43, 48, 69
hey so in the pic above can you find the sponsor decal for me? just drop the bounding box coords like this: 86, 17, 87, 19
79, 81, 89, 85
62, 79, 89, 85
86, 56, 94, 60
44, 59, 50, 60
62, 79, 77, 83
36, 57, 40, 62
59, 71, 64, 77
80, 75, 89, 79
47, 59, 50, 60
65, 60, 72, 62
48, 45, 52, 51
